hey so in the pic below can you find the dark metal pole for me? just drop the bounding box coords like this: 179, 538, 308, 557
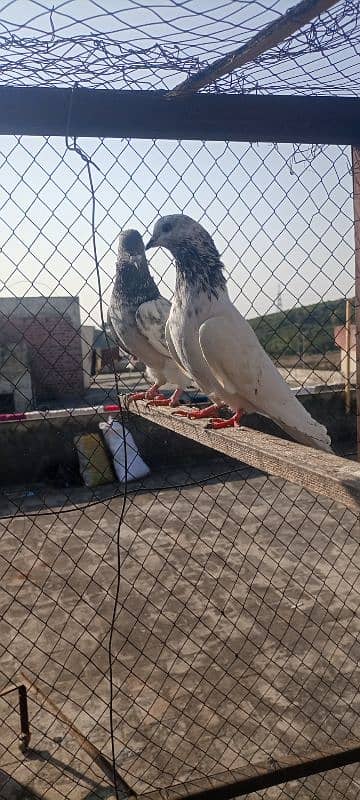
0, 684, 31, 752
20, 672, 135, 797
18, 685, 31, 753
188, 744, 360, 799
352, 147, 360, 459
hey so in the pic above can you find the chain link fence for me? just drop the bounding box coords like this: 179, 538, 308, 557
0, 136, 355, 447
0, 2, 359, 800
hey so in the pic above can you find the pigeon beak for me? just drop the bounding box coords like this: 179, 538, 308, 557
145, 237, 156, 250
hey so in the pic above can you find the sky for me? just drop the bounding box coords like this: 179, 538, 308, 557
0, 1, 356, 329
0, 1, 293, 50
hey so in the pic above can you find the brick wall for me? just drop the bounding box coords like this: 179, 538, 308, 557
0, 303, 84, 402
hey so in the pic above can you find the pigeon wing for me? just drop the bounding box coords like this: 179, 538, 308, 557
165, 318, 189, 375
199, 313, 262, 399
106, 306, 132, 357
135, 297, 172, 359
199, 311, 331, 452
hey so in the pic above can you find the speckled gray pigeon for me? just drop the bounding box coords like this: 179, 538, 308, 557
108, 229, 191, 406
146, 214, 332, 452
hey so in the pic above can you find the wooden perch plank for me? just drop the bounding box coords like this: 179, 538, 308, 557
170, 0, 339, 96
127, 401, 360, 514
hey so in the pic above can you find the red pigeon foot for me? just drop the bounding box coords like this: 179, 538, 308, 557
146, 388, 183, 408
207, 410, 244, 429
126, 384, 161, 405
173, 403, 222, 420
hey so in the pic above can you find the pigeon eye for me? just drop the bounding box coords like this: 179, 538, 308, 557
162, 222, 172, 234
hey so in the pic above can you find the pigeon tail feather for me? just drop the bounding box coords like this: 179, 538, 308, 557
272, 408, 332, 453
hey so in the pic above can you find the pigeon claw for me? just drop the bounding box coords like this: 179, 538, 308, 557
125, 384, 161, 406
126, 391, 147, 406
206, 410, 244, 430
173, 403, 222, 420
146, 394, 169, 407
147, 388, 183, 408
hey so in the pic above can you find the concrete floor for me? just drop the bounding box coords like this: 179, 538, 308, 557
0, 464, 359, 800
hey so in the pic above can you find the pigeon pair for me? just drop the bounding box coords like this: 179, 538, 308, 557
108, 216, 331, 452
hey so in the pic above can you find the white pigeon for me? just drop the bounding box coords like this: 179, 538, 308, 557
146, 215, 332, 452
108, 229, 191, 406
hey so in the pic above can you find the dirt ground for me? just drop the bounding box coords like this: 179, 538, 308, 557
0, 462, 360, 800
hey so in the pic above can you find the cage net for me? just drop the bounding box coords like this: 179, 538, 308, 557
0, 0, 357, 96
0, 133, 358, 800
0, 2, 359, 800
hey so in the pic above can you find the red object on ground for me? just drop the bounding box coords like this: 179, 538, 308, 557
103, 404, 122, 412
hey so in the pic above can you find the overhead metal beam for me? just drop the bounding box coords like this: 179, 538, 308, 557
0, 86, 359, 144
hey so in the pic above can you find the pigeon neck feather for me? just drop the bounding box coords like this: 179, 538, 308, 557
173, 240, 226, 300
115, 257, 160, 307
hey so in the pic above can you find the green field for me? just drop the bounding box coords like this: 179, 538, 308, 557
250, 297, 352, 359
96, 296, 350, 366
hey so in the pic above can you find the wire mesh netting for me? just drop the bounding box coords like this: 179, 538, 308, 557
1, 469, 360, 800
0, 137, 355, 446
0, 0, 357, 95
0, 131, 358, 800
0, 1, 360, 799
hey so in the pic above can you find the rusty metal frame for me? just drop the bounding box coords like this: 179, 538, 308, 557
352, 146, 360, 459
20, 672, 135, 798
137, 737, 360, 800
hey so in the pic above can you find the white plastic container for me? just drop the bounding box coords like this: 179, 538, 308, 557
99, 416, 150, 483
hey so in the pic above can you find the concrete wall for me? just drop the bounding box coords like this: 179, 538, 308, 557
0, 342, 33, 411
277, 351, 341, 370
0, 296, 81, 327
0, 388, 354, 486
0, 296, 84, 402
0, 408, 226, 485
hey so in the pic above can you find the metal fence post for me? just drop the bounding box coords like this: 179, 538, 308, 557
352, 147, 360, 458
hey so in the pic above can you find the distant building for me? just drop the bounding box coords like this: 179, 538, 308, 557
93, 327, 119, 373
0, 341, 32, 412
0, 296, 94, 410
334, 324, 356, 381
92, 327, 133, 373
